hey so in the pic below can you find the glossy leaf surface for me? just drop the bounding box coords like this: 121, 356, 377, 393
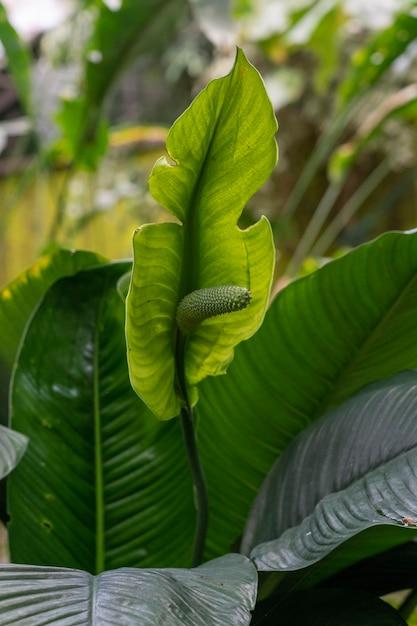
243, 372, 417, 570
0, 554, 257, 626
0, 425, 27, 479
197, 230, 417, 563
9, 263, 194, 571
126, 48, 277, 419
253, 589, 406, 625
0, 249, 103, 370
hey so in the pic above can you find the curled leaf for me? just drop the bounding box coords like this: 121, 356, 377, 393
126, 48, 277, 419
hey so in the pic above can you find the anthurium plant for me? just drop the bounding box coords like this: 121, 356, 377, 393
1, 48, 417, 625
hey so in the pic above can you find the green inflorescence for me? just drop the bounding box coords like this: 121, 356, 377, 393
177, 285, 251, 334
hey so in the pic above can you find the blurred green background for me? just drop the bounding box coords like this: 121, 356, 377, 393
0, 0, 416, 286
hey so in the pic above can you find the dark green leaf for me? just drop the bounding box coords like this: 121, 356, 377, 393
9, 263, 194, 571
0, 2, 32, 115
253, 589, 406, 625
0, 554, 257, 626
197, 230, 417, 564
243, 371, 417, 570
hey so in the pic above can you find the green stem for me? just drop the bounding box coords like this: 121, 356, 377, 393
180, 402, 209, 567
176, 332, 209, 567
398, 587, 417, 621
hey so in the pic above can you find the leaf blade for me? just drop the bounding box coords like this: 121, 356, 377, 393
127, 48, 277, 419
243, 372, 417, 570
0, 555, 257, 626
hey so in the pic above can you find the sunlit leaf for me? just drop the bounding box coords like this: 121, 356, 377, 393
126, 48, 277, 419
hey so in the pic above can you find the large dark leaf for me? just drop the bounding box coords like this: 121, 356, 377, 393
198, 230, 417, 563
0, 554, 257, 626
242, 372, 417, 570
253, 589, 406, 625
8, 263, 194, 571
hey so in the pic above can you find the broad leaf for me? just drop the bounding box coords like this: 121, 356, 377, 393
126, 48, 277, 419
0, 2, 32, 116
197, 230, 417, 563
9, 263, 194, 571
0, 425, 27, 479
0, 249, 103, 370
243, 371, 417, 570
0, 554, 257, 626
253, 589, 406, 625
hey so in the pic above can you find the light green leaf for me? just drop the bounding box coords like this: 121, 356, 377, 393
0, 2, 32, 116
0, 249, 104, 370
243, 371, 417, 570
0, 425, 27, 479
126, 48, 277, 420
9, 262, 194, 571
0, 554, 257, 626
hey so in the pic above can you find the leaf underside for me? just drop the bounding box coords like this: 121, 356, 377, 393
0, 555, 257, 626
0, 425, 27, 480
243, 371, 417, 571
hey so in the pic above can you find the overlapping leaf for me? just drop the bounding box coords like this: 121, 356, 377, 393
9, 263, 194, 571
0, 555, 257, 626
243, 371, 417, 570
126, 48, 277, 419
197, 230, 417, 564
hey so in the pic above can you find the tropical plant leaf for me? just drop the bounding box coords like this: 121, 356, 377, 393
126, 48, 277, 420
338, 3, 417, 106
0, 2, 32, 115
0, 554, 257, 626
196, 230, 417, 564
242, 371, 417, 570
55, 0, 186, 169
0, 249, 103, 370
8, 263, 194, 571
253, 589, 406, 625
0, 425, 27, 479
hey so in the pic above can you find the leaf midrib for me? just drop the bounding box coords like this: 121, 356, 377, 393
93, 297, 105, 575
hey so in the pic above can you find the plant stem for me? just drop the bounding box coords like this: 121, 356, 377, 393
180, 402, 209, 567
176, 332, 209, 567
398, 587, 417, 621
